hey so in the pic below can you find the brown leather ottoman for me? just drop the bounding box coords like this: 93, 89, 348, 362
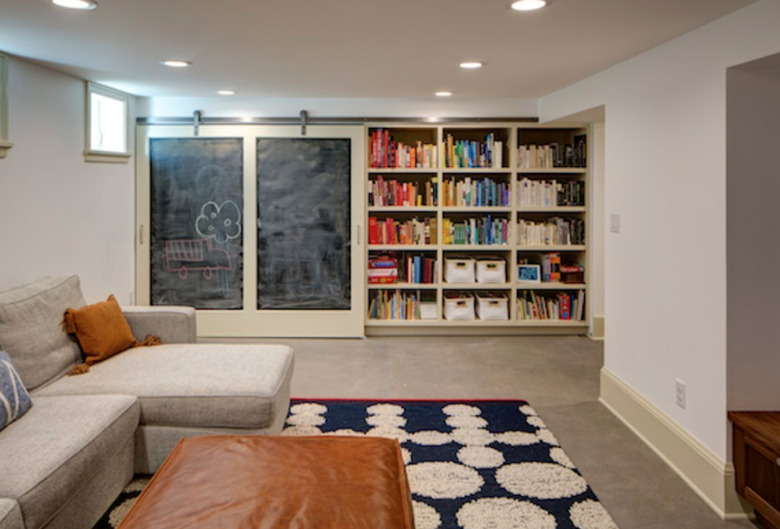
118, 435, 415, 529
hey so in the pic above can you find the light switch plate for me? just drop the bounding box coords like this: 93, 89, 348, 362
609, 213, 621, 234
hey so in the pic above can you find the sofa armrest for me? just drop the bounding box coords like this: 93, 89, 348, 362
0, 499, 23, 529
122, 306, 197, 344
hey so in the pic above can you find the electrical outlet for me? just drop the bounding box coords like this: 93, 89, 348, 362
128, 290, 134, 305
609, 213, 621, 234
676, 379, 686, 409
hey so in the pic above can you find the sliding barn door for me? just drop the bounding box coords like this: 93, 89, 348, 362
136, 125, 365, 337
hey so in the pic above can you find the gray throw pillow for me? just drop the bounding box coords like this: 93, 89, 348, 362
0, 351, 32, 432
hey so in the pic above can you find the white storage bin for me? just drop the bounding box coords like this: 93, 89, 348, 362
444, 258, 475, 283
476, 259, 506, 284
476, 293, 509, 320
443, 293, 475, 321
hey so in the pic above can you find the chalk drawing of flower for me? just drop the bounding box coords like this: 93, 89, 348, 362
195, 201, 241, 243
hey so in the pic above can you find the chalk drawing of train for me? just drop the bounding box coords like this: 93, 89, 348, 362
165, 239, 232, 279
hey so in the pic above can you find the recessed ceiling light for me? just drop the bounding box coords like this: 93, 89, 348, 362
52, 0, 97, 10
161, 59, 192, 68
459, 61, 483, 69
217, 90, 236, 96
435, 91, 453, 97
511, 0, 547, 11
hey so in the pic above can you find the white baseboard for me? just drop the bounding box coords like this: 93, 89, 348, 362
599, 368, 752, 519
590, 313, 604, 340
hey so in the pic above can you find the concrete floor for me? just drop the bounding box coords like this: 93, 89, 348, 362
233, 335, 757, 529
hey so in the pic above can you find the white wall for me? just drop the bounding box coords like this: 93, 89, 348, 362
0, 56, 136, 303
539, 0, 780, 461
726, 55, 780, 410
138, 96, 538, 120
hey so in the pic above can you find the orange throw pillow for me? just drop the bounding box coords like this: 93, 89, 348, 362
64, 294, 136, 366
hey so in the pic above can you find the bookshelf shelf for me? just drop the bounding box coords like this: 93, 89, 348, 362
443, 245, 511, 251
516, 207, 585, 213
442, 283, 512, 290
365, 123, 590, 334
442, 207, 512, 213
517, 282, 586, 290
368, 206, 438, 213
368, 168, 438, 174
368, 283, 438, 290
517, 245, 586, 251
368, 244, 436, 250
517, 168, 586, 175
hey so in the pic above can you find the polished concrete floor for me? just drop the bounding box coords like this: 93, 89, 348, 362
236, 335, 756, 529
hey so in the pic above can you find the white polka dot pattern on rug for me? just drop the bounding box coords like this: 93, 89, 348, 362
409, 430, 452, 446
536, 428, 560, 446
367, 413, 407, 428
366, 425, 409, 442
124, 478, 149, 493
285, 413, 326, 426
457, 498, 557, 529
443, 404, 481, 416
550, 447, 575, 469
519, 404, 537, 416
407, 462, 484, 499
570, 499, 619, 529
457, 446, 505, 468
108, 499, 137, 528
412, 501, 442, 529
367, 403, 405, 416
494, 431, 540, 446
323, 428, 362, 436
497, 462, 588, 499
280, 425, 321, 436
446, 415, 489, 429
451, 427, 495, 447
289, 402, 327, 415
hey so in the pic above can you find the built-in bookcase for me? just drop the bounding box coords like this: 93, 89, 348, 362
365, 123, 589, 334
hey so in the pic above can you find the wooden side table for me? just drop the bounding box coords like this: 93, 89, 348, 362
729, 411, 780, 529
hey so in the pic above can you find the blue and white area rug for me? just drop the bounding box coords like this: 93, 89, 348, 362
282, 399, 618, 529
93, 399, 618, 529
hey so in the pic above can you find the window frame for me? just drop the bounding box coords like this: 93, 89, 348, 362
85, 81, 131, 163
0, 52, 12, 158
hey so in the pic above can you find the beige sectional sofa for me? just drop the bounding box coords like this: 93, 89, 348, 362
0, 276, 295, 529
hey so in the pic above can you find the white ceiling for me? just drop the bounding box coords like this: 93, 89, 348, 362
0, 0, 757, 99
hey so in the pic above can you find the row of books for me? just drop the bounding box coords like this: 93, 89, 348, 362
369, 129, 438, 169
368, 216, 437, 245
518, 290, 585, 321
442, 217, 509, 246
441, 177, 510, 207
516, 217, 585, 246
368, 254, 437, 284
367, 290, 436, 320
517, 137, 587, 169
443, 133, 504, 169
517, 178, 585, 207
368, 176, 437, 207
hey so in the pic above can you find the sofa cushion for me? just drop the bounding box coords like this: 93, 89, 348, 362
0, 352, 32, 432
0, 394, 139, 529
0, 276, 84, 390
34, 343, 294, 429
64, 294, 136, 366
0, 499, 23, 529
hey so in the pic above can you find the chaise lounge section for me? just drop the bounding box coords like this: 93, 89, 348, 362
0, 275, 294, 529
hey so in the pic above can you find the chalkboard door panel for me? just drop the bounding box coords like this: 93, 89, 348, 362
136, 125, 365, 337
149, 138, 243, 309
257, 138, 351, 310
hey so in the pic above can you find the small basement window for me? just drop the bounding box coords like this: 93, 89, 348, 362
85, 82, 131, 163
